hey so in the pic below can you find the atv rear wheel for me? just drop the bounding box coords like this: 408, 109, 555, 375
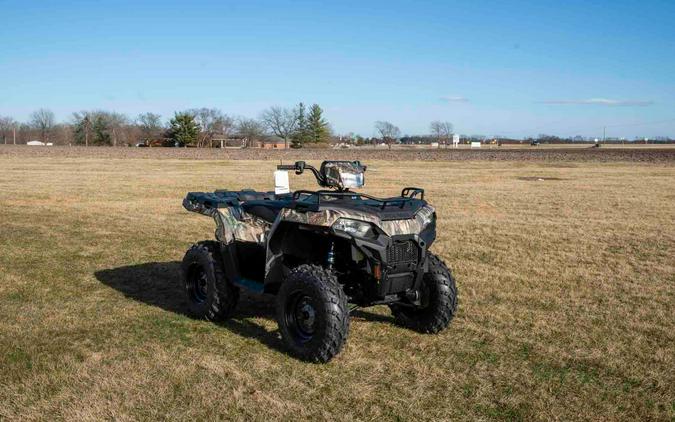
390, 253, 457, 333
181, 241, 239, 321
276, 264, 349, 363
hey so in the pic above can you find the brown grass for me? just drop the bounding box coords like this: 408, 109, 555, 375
0, 156, 673, 421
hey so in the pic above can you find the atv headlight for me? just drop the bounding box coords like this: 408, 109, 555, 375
422, 212, 435, 227
418, 207, 435, 227
332, 218, 376, 239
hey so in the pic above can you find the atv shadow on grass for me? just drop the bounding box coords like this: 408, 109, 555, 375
95, 262, 282, 352
95, 262, 394, 354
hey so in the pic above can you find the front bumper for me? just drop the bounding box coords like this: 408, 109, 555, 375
350, 232, 433, 300
379, 234, 429, 298
332, 217, 436, 302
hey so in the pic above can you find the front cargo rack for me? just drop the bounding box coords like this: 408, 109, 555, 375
291, 187, 424, 209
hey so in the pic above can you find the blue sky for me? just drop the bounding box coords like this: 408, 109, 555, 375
1, 0, 674, 138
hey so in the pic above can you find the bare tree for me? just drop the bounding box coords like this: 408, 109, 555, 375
51, 123, 73, 146
236, 118, 266, 148
374, 121, 401, 150
0, 116, 18, 144
430, 121, 453, 148
136, 112, 163, 143
189, 108, 235, 147
107, 112, 129, 146
260, 106, 298, 148
210, 112, 235, 148
71, 110, 128, 146
30, 108, 55, 142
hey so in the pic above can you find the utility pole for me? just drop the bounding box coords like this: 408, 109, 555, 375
13, 127, 16, 145
603, 126, 606, 143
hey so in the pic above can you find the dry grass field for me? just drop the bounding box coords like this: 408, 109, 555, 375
1, 144, 674, 163
1, 151, 673, 420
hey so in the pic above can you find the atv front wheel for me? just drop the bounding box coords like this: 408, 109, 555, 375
390, 253, 457, 333
276, 264, 349, 363
181, 241, 239, 321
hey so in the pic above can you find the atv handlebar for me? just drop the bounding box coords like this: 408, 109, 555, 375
277, 161, 326, 185
277, 161, 306, 174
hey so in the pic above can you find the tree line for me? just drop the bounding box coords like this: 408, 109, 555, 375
0, 103, 332, 148
1, 106, 455, 148
2, 109, 673, 146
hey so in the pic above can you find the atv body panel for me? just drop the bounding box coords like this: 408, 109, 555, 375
183, 186, 437, 305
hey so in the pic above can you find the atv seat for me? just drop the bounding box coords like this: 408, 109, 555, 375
236, 191, 277, 201
241, 200, 292, 223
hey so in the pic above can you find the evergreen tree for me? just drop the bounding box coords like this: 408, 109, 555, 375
91, 113, 111, 145
290, 103, 310, 148
73, 111, 111, 145
72, 113, 92, 146
169, 112, 199, 145
307, 104, 330, 143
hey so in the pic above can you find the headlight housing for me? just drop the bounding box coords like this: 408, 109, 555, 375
417, 207, 435, 227
332, 218, 377, 239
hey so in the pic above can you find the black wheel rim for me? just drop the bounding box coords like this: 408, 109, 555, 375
285, 292, 317, 343
187, 264, 208, 304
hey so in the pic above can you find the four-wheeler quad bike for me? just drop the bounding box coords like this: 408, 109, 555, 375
181, 161, 458, 362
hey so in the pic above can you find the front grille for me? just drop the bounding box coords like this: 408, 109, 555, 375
387, 240, 418, 265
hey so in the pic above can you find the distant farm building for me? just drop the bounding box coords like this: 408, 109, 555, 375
212, 136, 251, 148
257, 136, 287, 149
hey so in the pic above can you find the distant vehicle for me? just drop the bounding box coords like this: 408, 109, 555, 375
530, 140, 540, 146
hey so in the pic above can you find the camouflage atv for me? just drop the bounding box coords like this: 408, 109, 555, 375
181, 161, 457, 362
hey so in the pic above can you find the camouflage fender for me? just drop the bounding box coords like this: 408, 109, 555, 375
231, 213, 270, 244
381, 204, 435, 236
278, 204, 435, 236
182, 198, 270, 244
278, 207, 378, 227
